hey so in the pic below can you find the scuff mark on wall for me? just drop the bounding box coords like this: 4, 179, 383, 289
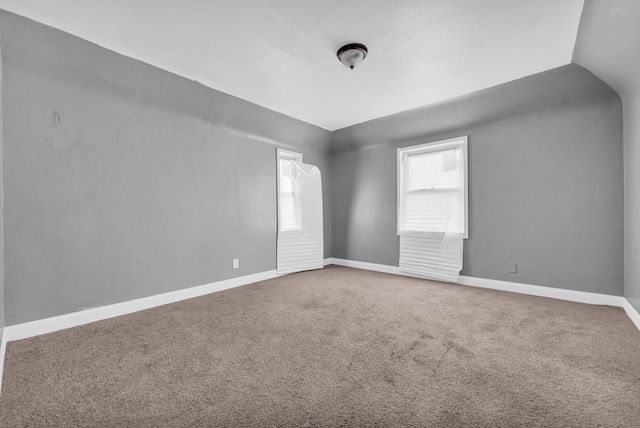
109, 115, 136, 144
45, 108, 80, 178
48, 110, 61, 127
214, 188, 225, 216
178, 138, 194, 157
159, 115, 197, 157
196, 185, 225, 216
48, 109, 67, 143
48, 108, 69, 148
94, 75, 136, 95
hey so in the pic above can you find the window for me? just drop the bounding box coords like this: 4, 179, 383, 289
397, 136, 468, 238
276, 148, 324, 275
277, 149, 303, 232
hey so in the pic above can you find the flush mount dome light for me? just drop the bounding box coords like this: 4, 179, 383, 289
337, 43, 368, 70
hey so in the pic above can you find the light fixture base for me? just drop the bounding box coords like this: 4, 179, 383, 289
337, 43, 368, 70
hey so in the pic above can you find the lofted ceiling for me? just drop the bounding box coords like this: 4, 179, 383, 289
0, 0, 585, 130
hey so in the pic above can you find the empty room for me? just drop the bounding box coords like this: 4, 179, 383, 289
0, 0, 639, 426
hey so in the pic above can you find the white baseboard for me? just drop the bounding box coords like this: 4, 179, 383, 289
0, 328, 6, 396
4, 259, 334, 344
328, 258, 640, 331
455, 275, 624, 306
622, 299, 640, 332
4, 269, 283, 343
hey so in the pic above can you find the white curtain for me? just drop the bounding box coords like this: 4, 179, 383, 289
277, 160, 323, 275
398, 144, 465, 282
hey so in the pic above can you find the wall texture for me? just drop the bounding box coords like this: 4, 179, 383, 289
1, 12, 332, 325
332, 64, 624, 295
573, 0, 640, 311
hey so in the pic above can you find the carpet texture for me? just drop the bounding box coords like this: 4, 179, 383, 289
1, 266, 639, 427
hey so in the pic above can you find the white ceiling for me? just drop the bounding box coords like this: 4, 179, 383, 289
0, 0, 585, 130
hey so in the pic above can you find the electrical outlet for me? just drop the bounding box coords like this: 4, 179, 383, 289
233, 259, 239, 269
509, 263, 517, 273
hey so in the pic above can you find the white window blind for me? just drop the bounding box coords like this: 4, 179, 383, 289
279, 158, 301, 231
277, 149, 324, 275
397, 136, 468, 282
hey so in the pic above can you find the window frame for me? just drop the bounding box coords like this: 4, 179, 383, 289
277, 148, 303, 232
397, 136, 469, 238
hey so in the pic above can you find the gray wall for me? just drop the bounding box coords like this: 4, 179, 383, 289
0, 22, 3, 334
573, 0, 640, 311
332, 64, 624, 295
1, 11, 332, 325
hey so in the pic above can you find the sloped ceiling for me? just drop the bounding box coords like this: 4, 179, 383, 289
573, 0, 640, 99
0, 0, 584, 130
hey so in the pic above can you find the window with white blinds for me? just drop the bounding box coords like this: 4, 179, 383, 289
276, 148, 324, 275
278, 154, 302, 232
397, 136, 468, 237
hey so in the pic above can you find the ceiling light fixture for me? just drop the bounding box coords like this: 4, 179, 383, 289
337, 43, 368, 70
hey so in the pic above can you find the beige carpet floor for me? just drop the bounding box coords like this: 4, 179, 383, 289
1, 265, 639, 427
